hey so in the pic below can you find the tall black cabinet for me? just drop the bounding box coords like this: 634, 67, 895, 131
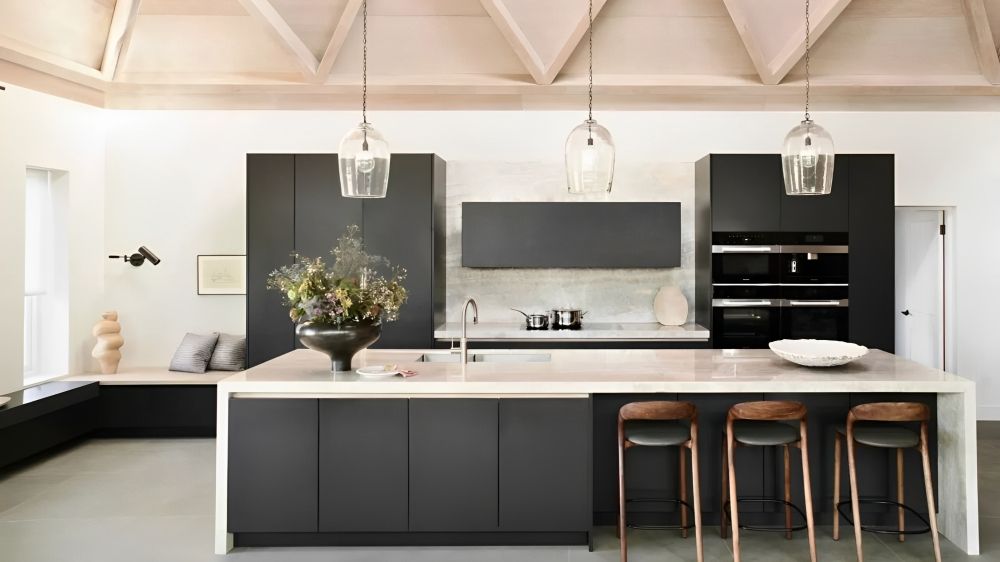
247, 154, 446, 367
696, 153, 895, 352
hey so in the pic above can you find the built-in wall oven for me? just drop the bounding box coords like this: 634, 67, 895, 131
780, 285, 849, 340
712, 285, 780, 349
711, 232, 850, 348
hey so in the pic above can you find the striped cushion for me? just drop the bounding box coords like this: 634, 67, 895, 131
209, 333, 246, 371
168, 333, 219, 373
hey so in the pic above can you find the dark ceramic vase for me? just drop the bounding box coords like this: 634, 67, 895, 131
295, 320, 382, 372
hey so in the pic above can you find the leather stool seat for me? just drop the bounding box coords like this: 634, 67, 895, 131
836, 423, 919, 449
732, 420, 800, 446
625, 421, 690, 447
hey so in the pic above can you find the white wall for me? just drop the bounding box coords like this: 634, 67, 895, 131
0, 85, 106, 395
88, 109, 1000, 418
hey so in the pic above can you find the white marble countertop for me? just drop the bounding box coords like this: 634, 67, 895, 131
218, 348, 973, 396
433, 322, 710, 341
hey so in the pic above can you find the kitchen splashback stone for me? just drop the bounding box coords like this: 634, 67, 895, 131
444, 161, 695, 325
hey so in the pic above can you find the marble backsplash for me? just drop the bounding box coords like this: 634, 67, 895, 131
444, 161, 696, 326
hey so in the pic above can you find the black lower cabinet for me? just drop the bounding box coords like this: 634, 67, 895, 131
408, 399, 499, 531
319, 399, 408, 532
99, 385, 215, 437
228, 399, 318, 533
499, 398, 591, 531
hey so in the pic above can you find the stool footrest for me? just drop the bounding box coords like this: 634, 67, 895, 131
836, 498, 932, 535
722, 497, 809, 533
624, 497, 696, 531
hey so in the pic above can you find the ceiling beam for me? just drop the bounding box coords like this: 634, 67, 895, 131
313, 0, 363, 84
0, 35, 106, 90
479, 0, 546, 84
101, 0, 142, 81
480, 0, 608, 85
723, 0, 852, 85
961, 0, 1000, 84
236, 0, 319, 80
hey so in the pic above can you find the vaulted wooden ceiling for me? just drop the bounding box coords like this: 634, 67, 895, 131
2, 0, 1000, 109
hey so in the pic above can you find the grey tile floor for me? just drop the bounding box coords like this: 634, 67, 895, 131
0, 428, 996, 562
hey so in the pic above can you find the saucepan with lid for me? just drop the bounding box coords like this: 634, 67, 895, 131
511, 309, 549, 330
549, 308, 587, 330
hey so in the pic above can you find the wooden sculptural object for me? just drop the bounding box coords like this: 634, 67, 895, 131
92, 311, 124, 374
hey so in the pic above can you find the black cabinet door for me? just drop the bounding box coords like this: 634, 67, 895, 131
710, 155, 782, 232
246, 155, 296, 367
499, 399, 591, 532
779, 157, 849, 232
319, 399, 408, 532
409, 399, 499, 531
362, 155, 438, 348
848, 155, 895, 351
228, 399, 318, 532
294, 154, 363, 259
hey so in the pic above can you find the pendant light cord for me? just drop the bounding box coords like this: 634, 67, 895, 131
362, 0, 368, 126
804, 0, 811, 122
587, 0, 593, 123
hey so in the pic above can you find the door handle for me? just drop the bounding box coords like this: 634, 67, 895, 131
901, 309, 911, 316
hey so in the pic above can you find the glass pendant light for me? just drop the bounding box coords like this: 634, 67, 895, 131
339, 0, 390, 198
782, 0, 834, 196
566, 0, 614, 194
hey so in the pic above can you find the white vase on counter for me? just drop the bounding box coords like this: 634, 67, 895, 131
652, 286, 688, 326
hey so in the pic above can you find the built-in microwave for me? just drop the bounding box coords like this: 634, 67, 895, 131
711, 232, 780, 284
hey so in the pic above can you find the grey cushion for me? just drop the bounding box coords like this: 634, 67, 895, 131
731, 420, 800, 446
836, 423, 919, 449
625, 421, 690, 446
169, 333, 219, 373
209, 333, 246, 371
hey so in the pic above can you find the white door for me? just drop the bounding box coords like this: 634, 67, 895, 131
894, 208, 945, 369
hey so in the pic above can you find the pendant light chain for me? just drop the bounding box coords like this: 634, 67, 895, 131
587, 0, 593, 124
804, 0, 811, 122
362, 0, 368, 125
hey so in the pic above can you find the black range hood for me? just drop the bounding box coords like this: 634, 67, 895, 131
461, 202, 681, 268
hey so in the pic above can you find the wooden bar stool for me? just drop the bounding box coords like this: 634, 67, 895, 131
617, 401, 703, 562
721, 401, 817, 562
832, 402, 941, 562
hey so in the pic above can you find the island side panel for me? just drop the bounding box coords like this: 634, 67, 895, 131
937, 389, 979, 554
214, 389, 232, 555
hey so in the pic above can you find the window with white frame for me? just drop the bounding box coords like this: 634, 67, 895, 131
23, 168, 69, 384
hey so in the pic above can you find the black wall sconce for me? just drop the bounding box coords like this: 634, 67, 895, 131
109, 246, 161, 267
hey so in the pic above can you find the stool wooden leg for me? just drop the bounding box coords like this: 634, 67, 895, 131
800, 423, 817, 562
897, 448, 905, 543
618, 437, 627, 561
720, 438, 729, 539
833, 433, 842, 541
784, 444, 792, 540
919, 429, 942, 562
847, 430, 865, 562
680, 446, 689, 538
726, 426, 742, 562
690, 438, 705, 562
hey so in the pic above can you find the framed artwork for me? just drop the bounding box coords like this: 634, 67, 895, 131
197, 255, 246, 295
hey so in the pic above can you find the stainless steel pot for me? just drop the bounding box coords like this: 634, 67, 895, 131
549, 308, 587, 330
511, 309, 549, 330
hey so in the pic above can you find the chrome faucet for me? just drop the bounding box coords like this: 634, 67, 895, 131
460, 297, 479, 364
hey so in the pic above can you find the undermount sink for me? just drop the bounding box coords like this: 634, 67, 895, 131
417, 353, 551, 363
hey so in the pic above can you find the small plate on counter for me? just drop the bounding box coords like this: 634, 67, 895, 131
356, 366, 401, 378
769, 339, 868, 367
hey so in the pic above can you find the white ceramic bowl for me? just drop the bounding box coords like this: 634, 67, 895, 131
768, 339, 869, 367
